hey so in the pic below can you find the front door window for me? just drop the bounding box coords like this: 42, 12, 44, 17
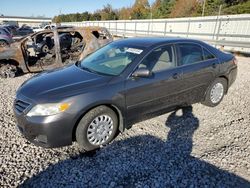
138, 45, 176, 73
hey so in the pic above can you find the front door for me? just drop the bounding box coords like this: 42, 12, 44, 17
125, 44, 184, 123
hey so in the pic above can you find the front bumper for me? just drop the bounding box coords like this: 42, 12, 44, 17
14, 108, 74, 148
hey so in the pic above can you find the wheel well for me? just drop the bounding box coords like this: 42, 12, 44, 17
71, 104, 123, 142
218, 76, 228, 94
0, 59, 19, 67
0, 59, 23, 74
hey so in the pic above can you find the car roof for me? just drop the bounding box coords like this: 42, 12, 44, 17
113, 37, 203, 48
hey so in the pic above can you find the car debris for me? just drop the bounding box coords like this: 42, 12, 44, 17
0, 26, 113, 78
33, 24, 56, 33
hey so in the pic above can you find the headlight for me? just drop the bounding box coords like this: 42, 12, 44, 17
27, 103, 71, 117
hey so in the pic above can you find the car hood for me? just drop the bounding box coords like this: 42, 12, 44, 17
17, 64, 112, 102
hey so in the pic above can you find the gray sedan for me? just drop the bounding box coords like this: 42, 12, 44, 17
14, 37, 237, 151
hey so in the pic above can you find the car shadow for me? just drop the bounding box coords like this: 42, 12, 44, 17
20, 106, 250, 187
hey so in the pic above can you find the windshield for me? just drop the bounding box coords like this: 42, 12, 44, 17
80, 42, 144, 76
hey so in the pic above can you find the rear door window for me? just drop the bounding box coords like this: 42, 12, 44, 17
177, 43, 203, 66
203, 48, 215, 60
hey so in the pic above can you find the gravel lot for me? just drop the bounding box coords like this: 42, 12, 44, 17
0, 56, 250, 187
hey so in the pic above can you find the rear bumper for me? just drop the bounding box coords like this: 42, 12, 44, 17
14, 111, 74, 148
228, 67, 237, 88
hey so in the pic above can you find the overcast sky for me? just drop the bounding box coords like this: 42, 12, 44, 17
0, 0, 155, 18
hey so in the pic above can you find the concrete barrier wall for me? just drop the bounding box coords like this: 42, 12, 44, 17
62, 14, 250, 53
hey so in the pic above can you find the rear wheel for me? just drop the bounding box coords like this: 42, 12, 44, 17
202, 78, 227, 107
76, 106, 118, 151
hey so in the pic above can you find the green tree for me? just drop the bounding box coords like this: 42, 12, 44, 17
90, 12, 101, 21
223, 0, 250, 14
52, 16, 61, 23
170, 0, 199, 17
118, 7, 132, 20
151, 0, 175, 18
99, 4, 118, 20
161, 0, 176, 17
151, 0, 162, 18
52, 0, 250, 22
224, 0, 248, 6
81, 11, 91, 21
198, 0, 225, 16
131, 0, 150, 19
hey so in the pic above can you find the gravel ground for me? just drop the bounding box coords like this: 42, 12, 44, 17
0, 56, 250, 188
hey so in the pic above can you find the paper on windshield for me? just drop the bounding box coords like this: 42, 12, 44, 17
126, 48, 143, 54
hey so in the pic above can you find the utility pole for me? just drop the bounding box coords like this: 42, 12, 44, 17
144, 4, 153, 34
202, 0, 206, 17
218, 4, 222, 16
150, 6, 153, 20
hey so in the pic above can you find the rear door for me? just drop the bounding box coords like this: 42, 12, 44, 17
176, 43, 220, 104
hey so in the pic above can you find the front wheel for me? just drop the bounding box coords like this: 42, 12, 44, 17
202, 78, 227, 107
0, 64, 17, 78
76, 106, 118, 151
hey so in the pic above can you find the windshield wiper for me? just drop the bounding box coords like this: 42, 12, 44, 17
80, 66, 97, 74
80, 65, 115, 77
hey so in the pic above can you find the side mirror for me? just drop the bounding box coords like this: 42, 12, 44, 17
132, 67, 152, 78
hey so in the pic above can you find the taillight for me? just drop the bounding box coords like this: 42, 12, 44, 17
233, 57, 238, 65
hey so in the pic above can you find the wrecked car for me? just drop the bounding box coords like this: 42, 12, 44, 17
0, 26, 113, 78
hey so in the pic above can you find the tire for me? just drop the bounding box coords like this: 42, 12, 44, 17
202, 78, 227, 107
76, 105, 118, 151
0, 40, 8, 47
0, 64, 17, 78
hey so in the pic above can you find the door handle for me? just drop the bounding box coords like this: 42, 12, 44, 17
172, 73, 179, 79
